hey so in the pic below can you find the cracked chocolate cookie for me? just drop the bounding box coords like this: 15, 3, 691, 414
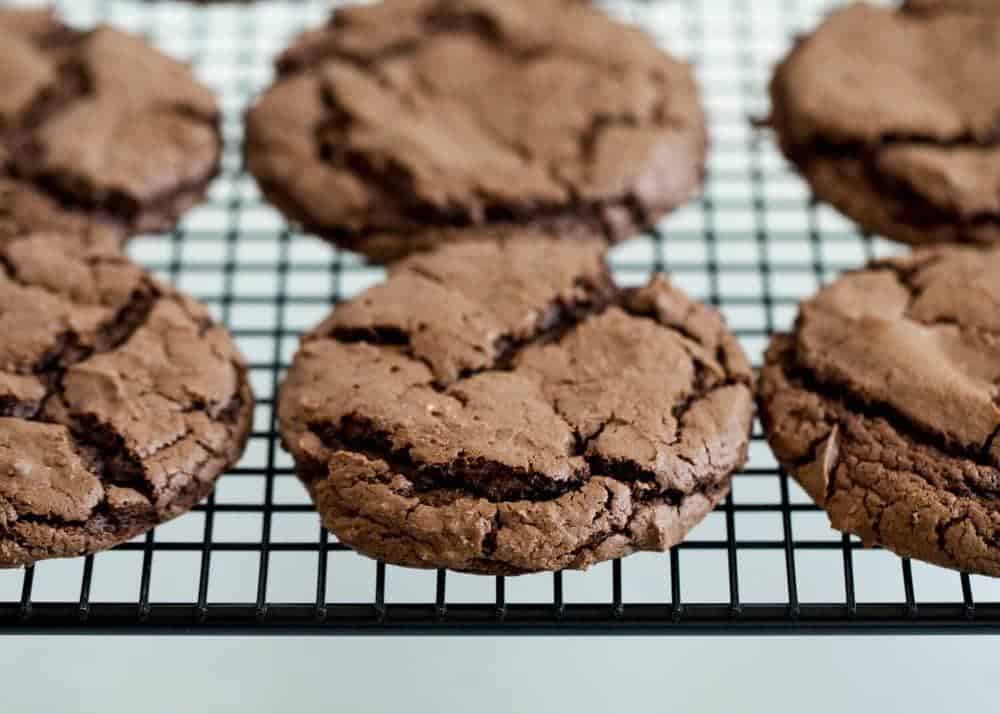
0, 232, 253, 567
245, 0, 706, 262
769, 2, 1000, 247
758, 245, 1000, 576
278, 230, 753, 574
0, 8, 221, 246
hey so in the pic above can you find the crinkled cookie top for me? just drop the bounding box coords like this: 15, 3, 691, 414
0, 233, 252, 567
0, 8, 220, 244
770, 2, 1000, 245
759, 244, 1000, 575
279, 231, 753, 573
246, 0, 706, 260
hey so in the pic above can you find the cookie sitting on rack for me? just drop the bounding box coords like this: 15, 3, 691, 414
0, 232, 254, 568
278, 227, 753, 575
758, 245, 1000, 577
245, 0, 707, 262
0, 8, 222, 248
768, 1, 1000, 247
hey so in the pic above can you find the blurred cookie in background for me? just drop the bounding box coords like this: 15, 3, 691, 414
769, 2, 1000, 246
0, 8, 222, 246
246, 0, 707, 262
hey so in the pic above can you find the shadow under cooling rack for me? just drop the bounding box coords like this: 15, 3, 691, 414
1, 0, 998, 635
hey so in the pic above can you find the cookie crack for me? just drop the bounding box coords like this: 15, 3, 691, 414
935, 510, 971, 561
569, 415, 615, 458
0, 453, 221, 559
358, 466, 704, 570
3, 23, 220, 230
292, 6, 679, 245
280, 3, 592, 76
769, 66, 1000, 233
3, 385, 248, 538
49, 284, 158, 372
784, 355, 999, 469
795, 135, 1000, 228
879, 130, 1000, 151
487, 278, 614, 371
324, 273, 615, 390
3, 43, 90, 139
623, 290, 706, 344
312, 276, 750, 502
0, 394, 41, 420
581, 379, 748, 488
866, 254, 1000, 336
7, 149, 219, 231
481, 508, 502, 557
322, 270, 750, 397
0, 435, 149, 543
309, 414, 590, 502
768, 336, 1000, 502
578, 113, 641, 164
313, 111, 641, 243
0, 503, 147, 538
308, 85, 650, 243
67, 378, 249, 491
563, 481, 729, 569
0, 252, 159, 332
784, 397, 1000, 513
0, 283, 158, 507
34, 410, 154, 518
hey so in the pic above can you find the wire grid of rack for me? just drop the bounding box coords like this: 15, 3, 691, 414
1, 0, 998, 635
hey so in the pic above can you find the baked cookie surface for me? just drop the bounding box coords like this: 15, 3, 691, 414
903, 0, 998, 14
278, 230, 753, 574
0, 8, 221, 246
758, 245, 1000, 576
0, 233, 253, 567
769, 2, 1000, 246
246, 0, 706, 262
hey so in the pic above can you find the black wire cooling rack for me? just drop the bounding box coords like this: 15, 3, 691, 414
1, 0, 998, 636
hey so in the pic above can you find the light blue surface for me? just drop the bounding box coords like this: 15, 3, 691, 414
2, 636, 996, 712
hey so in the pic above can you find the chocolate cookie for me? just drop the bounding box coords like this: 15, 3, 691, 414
245, 0, 706, 262
0, 8, 221, 246
0, 232, 253, 567
758, 245, 1000, 576
769, 3, 1000, 247
278, 230, 753, 574
903, 0, 997, 14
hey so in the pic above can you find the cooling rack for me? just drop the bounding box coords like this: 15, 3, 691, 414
1, 0, 998, 636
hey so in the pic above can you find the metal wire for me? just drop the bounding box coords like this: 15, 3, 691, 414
0, 0, 998, 635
